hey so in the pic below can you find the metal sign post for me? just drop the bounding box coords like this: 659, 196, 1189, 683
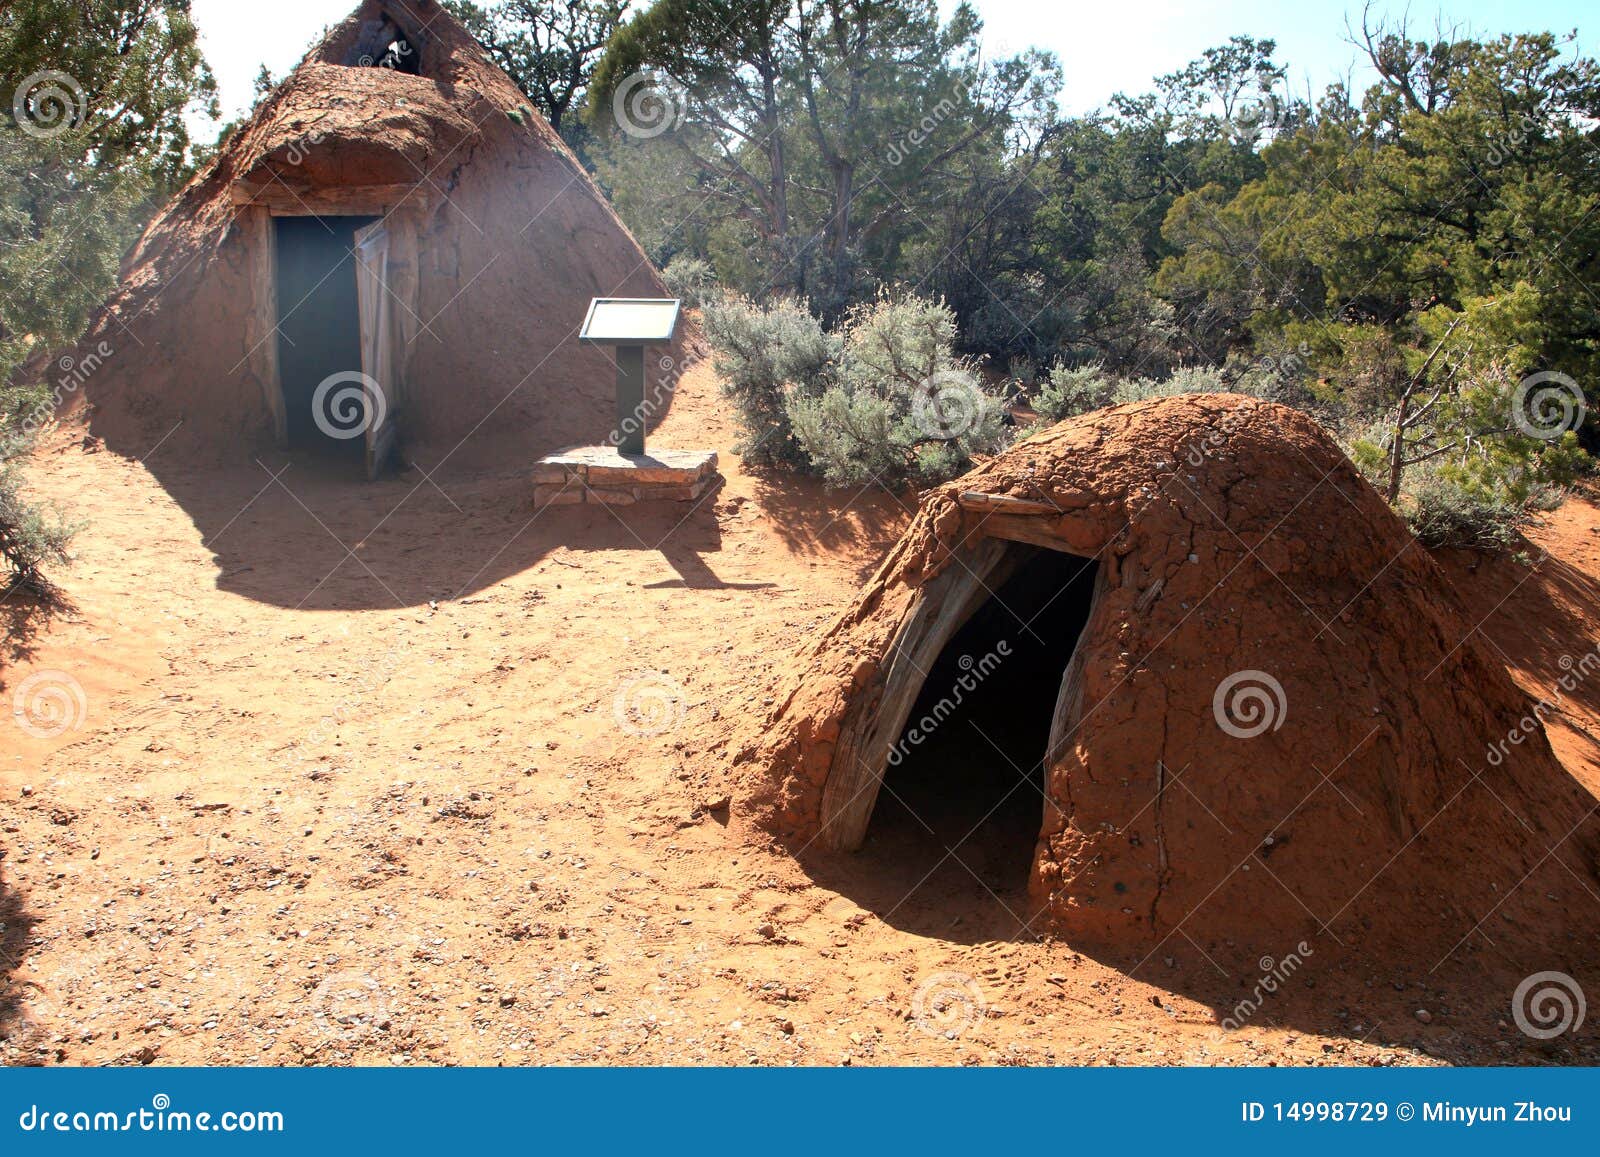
579, 298, 681, 457
612, 344, 646, 455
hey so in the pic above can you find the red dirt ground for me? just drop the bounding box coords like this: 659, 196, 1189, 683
2, 360, 1597, 1066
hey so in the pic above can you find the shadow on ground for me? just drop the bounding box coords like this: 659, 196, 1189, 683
0, 862, 41, 1063
126, 454, 770, 610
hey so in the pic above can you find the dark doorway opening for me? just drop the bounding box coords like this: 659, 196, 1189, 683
275, 215, 378, 457
865, 547, 1099, 899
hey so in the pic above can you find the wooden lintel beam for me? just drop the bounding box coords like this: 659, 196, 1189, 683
957, 490, 1062, 515
230, 180, 430, 216
976, 513, 1070, 551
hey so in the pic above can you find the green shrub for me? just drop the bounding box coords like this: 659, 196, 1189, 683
1034, 363, 1231, 422
1114, 365, 1228, 403
701, 295, 837, 468
660, 255, 720, 310
703, 292, 1008, 487
1402, 472, 1559, 551
0, 379, 73, 587
787, 296, 1008, 488
1034, 364, 1114, 421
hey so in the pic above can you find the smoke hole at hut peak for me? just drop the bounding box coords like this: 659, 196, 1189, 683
866, 547, 1098, 898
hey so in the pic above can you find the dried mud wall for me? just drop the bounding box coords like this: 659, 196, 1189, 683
737, 395, 1600, 965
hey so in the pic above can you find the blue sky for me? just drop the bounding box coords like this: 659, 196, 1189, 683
189, 0, 1594, 134
956, 0, 1595, 114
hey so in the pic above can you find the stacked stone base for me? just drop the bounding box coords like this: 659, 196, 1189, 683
532, 446, 720, 508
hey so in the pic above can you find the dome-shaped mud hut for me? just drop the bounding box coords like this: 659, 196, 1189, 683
736, 394, 1600, 972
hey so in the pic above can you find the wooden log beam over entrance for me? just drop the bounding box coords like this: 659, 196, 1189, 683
230, 180, 432, 217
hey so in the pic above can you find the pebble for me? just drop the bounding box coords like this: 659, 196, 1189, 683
1414, 1009, 1432, 1024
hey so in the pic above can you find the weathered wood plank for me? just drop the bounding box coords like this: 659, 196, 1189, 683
239, 204, 285, 447
230, 181, 430, 216
957, 490, 1061, 515
976, 513, 1071, 551
818, 537, 1017, 850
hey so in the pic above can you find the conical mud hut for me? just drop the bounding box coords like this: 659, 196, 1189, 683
58, 0, 672, 474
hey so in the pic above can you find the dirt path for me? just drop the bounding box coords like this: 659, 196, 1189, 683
3, 367, 1595, 1066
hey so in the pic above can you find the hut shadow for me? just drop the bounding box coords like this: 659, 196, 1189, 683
117, 445, 765, 609
117, 454, 566, 610
747, 474, 909, 580
801, 841, 1590, 1061
0, 862, 39, 1057
1440, 542, 1600, 685
1067, 933, 1600, 1065
799, 844, 1039, 948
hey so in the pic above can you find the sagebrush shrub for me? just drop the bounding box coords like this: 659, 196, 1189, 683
660, 255, 720, 310
701, 295, 837, 467
1033, 364, 1113, 421
0, 379, 73, 586
789, 296, 1008, 488
704, 293, 1008, 487
1402, 472, 1557, 551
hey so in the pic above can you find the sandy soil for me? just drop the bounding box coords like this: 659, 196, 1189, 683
3, 362, 1597, 1066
